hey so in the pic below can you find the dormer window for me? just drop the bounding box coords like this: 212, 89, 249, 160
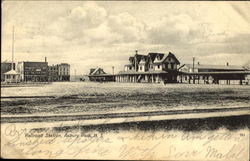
158, 65, 160, 69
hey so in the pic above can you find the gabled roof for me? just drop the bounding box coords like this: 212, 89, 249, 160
89, 68, 96, 75
134, 54, 147, 63
139, 58, 146, 64
167, 52, 180, 64
4, 69, 20, 75
152, 52, 180, 64
129, 54, 148, 65
148, 53, 165, 62
89, 67, 106, 75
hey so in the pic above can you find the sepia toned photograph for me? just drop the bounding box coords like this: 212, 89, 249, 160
1, 0, 250, 160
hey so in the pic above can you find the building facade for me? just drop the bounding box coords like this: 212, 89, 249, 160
1, 62, 15, 82
58, 63, 70, 81
48, 65, 59, 82
116, 52, 180, 83
17, 61, 48, 82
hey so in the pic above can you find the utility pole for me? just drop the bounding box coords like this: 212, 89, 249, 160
74, 69, 76, 82
192, 57, 195, 72
135, 50, 138, 71
12, 26, 15, 70
112, 66, 114, 75
192, 57, 195, 84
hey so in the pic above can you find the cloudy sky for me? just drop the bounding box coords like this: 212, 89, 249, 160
2, 1, 250, 75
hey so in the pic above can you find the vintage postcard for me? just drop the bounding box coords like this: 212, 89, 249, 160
1, 0, 250, 160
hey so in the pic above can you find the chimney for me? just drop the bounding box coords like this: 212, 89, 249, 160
135, 50, 138, 55
45, 57, 47, 62
226, 62, 229, 66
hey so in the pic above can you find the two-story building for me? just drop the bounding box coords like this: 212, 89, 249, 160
17, 61, 48, 82
116, 51, 180, 83
48, 65, 59, 82
58, 63, 70, 81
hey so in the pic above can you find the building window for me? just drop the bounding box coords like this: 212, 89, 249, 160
166, 63, 169, 69
171, 63, 174, 69
158, 65, 160, 69
129, 67, 132, 70
140, 66, 142, 70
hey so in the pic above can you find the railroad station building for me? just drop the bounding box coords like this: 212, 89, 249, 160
116, 51, 180, 83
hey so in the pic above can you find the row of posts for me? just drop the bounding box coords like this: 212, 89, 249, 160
178, 75, 243, 85
116, 74, 161, 83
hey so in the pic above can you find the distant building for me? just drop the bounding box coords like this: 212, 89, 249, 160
48, 65, 59, 82
1, 62, 15, 82
117, 51, 180, 83
4, 69, 20, 83
17, 61, 48, 82
58, 63, 70, 81
88, 67, 115, 82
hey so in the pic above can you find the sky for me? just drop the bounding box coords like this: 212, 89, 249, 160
2, 1, 250, 75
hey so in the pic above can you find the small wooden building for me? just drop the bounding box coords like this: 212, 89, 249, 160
87, 67, 115, 82
4, 69, 20, 83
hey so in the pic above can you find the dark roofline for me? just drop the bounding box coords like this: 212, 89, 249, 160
181, 64, 245, 70
167, 52, 180, 64
180, 71, 250, 75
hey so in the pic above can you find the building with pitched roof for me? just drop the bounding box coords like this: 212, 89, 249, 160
87, 67, 115, 82
117, 51, 180, 83
4, 69, 20, 83
1, 62, 16, 82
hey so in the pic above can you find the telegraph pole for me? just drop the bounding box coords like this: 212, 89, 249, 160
112, 66, 114, 75
12, 26, 15, 70
192, 57, 195, 72
74, 69, 76, 82
135, 50, 138, 71
192, 57, 196, 84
